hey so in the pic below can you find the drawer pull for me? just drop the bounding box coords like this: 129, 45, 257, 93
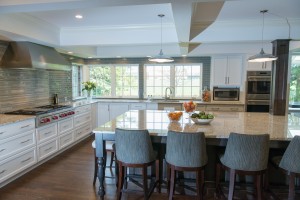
0, 170, 6, 174
20, 139, 31, 144
64, 138, 71, 143
44, 131, 52, 135
0, 131, 4, 134
78, 132, 82, 135
0, 148, 6, 152
85, 128, 90, 131
21, 124, 31, 129
45, 147, 53, 152
63, 125, 69, 128
21, 157, 32, 163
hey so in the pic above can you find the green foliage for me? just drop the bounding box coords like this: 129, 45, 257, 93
290, 64, 300, 102
82, 81, 96, 92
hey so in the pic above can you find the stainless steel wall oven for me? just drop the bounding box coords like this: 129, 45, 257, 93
246, 71, 271, 112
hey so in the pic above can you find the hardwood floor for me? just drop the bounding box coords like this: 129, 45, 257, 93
0, 136, 298, 200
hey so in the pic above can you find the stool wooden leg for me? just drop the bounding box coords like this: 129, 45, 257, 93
196, 170, 203, 200
215, 163, 221, 196
256, 174, 262, 200
117, 163, 125, 200
93, 150, 98, 185
228, 169, 236, 200
288, 172, 296, 200
155, 160, 161, 193
110, 151, 115, 169
169, 165, 176, 200
167, 163, 171, 196
142, 165, 149, 200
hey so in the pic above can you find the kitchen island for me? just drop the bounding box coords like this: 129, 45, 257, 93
93, 110, 298, 197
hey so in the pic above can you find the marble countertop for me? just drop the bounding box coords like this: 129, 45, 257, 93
0, 114, 36, 126
93, 110, 299, 141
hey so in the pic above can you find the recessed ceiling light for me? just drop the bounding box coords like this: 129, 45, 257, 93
88, 56, 93, 59
75, 15, 83, 19
182, 55, 187, 57
146, 56, 151, 58
68, 51, 73, 54
116, 56, 121, 58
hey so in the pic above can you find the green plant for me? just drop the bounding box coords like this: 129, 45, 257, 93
82, 81, 96, 92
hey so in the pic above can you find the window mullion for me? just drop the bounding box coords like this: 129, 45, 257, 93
170, 65, 175, 97
111, 66, 116, 97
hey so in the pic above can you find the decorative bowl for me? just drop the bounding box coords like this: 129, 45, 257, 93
190, 117, 214, 125
167, 111, 183, 122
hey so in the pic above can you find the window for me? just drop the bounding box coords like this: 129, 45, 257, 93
89, 64, 139, 98
72, 65, 83, 99
289, 55, 300, 106
144, 64, 203, 98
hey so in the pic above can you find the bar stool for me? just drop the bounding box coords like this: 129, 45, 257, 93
165, 131, 208, 200
92, 140, 115, 185
269, 135, 300, 200
115, 128, 160, 200
216, 132, 270, 200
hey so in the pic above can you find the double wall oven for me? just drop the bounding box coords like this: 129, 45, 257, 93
246, 71, 271, 112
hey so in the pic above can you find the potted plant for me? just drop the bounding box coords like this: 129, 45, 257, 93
82, 81, 96, 99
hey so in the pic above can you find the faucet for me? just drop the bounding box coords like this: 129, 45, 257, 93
165, 87, 173, 100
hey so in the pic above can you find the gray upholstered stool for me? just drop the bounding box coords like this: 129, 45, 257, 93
92, 140, 115, 185
270, 135, 300, 200
165, 131, 208, 200
216, 132, 270, 200
115, 128, 160, 200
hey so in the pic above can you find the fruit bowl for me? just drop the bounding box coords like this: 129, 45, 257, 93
167, 111, 183, 122
190, 118, 214, 125
183, 101, 197, 113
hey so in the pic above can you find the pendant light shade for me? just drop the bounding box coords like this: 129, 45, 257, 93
248, 10, 278, 63
148, 14, 174, 63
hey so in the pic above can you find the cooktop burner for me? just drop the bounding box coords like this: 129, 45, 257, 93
5, 105, 73, 115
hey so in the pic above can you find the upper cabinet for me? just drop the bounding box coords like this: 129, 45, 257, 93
247, 61, 272, 71
212, 55, 243, 86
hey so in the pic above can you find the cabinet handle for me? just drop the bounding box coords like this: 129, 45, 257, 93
63, 125, 69, 128
227, 77, 230, 84
0, 131, 4, 134
20, 139, 31, 144
21, 124, 31, 129
212, 108, 220, 111
0, 148, 6, 152
78, 132, 82, 135
230, 108, 238, 111
44, 131, 52, 135
64, 138, 71, 143
85, 128, 90, 131
21, 157, 32, 163
225, 77, 227, 84
45, 147, 53, 152
0, 170, 6, 174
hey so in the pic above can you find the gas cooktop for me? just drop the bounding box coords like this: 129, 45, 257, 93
5, 104, 73, 115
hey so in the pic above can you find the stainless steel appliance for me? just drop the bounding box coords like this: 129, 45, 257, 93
5, 105, 75, 127
246, 71, 271, 112
213, 87, 240, 101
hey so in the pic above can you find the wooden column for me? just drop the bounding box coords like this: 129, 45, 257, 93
269, 39, 290, 116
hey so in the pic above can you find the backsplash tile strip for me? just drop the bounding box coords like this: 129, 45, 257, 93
0, 68, 72, 113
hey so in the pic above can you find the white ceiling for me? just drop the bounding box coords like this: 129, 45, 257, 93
0, 0, 299, 59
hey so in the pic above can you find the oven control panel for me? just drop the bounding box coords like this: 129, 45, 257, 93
38, 109, 75, 127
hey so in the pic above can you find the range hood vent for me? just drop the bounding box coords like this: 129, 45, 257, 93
0, 41, 71, 70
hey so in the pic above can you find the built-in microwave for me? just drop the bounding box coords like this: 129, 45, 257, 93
213, 87, 240, 101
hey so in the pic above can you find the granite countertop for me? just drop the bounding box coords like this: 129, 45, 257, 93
93, 110, 297, 141
0, 114, 36, 127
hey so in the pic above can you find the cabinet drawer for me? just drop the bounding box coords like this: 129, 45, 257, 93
74, 112, 91, 127
59, 131, 73, 149
58, 118, 74, 135
0, 119, 35, 140
75, 105, 91, 115
130, 103, 146, 110
0, 147, 36, 182
36, 123, 57, 144
74, 123, 91, 141
158, 103, 182, 111
37, 139, 58, 161
0, 130, 35, 160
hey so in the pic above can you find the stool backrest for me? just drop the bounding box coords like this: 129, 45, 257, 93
221, 132, 270, 171
279, 135, 300, 173
115, 128, 155, 164
166, 131, 208, 168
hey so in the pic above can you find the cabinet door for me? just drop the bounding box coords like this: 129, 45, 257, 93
110, 103, 130, 119
227, 56, 242, 86
247, 62, 272, 71
97, 103, 110, 126
213, 57, 228, 86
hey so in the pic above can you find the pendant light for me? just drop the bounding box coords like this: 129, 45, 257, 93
248, 10, 278, 62
148, 14, 174, 63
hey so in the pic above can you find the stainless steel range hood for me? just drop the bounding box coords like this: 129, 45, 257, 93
0, 41, 71, 70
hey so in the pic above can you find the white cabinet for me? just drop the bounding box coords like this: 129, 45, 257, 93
58, 118, 74, 135
109, 103, 130, 119
59, 131, 73, 149
247, 61, 272, 71
0, 119, 35, 140
97, 103, 110, 126
146, 103, 158, 110
36, 123, 57, 144
130, 103, 146, 110
37, 138, 58, 161
73, 105, 92, 141
212, 56, 243, 86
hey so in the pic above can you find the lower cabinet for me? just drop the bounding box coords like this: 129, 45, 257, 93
205, 104, 244, 112
37, 138, 58, 161
0, 147, 37, 183
58, 131, 74, 150
74, 122, 92, 141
